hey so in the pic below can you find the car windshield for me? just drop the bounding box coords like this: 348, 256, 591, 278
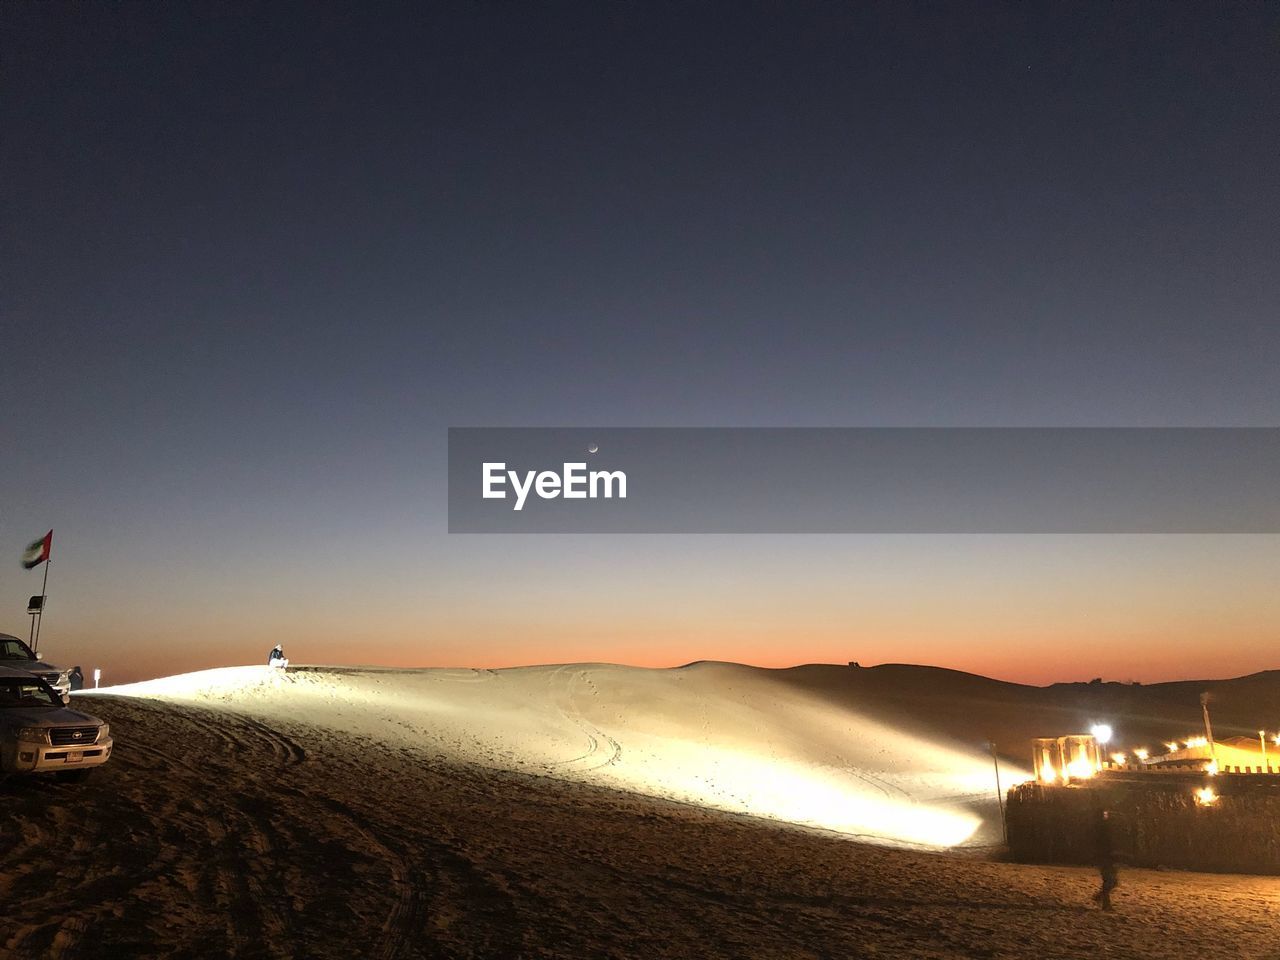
0, 680, 58, 708
0, 638, 36, 661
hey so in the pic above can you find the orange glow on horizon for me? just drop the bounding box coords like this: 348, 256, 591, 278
47, 619, 1280, 689
8, 529, 1276, 686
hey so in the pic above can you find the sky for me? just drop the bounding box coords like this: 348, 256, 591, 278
1, 2, 1278, 684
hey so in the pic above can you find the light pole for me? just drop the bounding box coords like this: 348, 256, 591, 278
1200, 693, 1217, 765
989, 739, 1007, 845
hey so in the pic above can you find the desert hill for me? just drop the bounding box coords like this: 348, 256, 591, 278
4, 660, 1279, 959
773, 662, 1280, 762
85, 660, 1280, 850
93, 660, 1017, 849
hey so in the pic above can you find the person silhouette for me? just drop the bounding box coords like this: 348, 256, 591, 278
1092, 809, 1118, 910
68, 665, 84, 691
268, 644, 289, 669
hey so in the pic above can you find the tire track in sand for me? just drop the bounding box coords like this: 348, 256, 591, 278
0, 700, 347, 960
546, 666, 622, 773
313, 795, 427, 960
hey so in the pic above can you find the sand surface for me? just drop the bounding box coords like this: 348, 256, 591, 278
3, 662, 1278, 958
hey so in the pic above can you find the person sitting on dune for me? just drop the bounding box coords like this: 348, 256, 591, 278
268, 644, 289, 669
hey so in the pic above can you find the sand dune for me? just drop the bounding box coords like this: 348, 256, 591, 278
93, 661, 1022, 849
4, 661, 1279, 959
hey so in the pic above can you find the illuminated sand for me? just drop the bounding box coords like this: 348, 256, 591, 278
96, 662, 1015, 848
4, 663, 1279, 959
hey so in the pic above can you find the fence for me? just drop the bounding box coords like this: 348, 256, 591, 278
1006, 775, 1280, 874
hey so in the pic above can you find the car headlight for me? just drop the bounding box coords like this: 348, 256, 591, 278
97, 724, 109, 741
16, 727, 50, 744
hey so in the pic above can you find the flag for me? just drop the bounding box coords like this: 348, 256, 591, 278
22, 530, 52, 570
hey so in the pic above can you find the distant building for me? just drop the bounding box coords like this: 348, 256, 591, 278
1147, 736, 1272, 773
1032, 735, 1102, 784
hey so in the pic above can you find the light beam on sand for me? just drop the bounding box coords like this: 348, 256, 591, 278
88, 663, 1018, 849
605, 742, 983, 847
82, 665, 290, 698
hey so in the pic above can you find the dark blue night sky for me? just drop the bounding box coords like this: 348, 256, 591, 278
2, 2, 1277, 682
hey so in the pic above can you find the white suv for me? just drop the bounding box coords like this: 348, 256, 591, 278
0, 632, 70, 697
0, 667, 113, 782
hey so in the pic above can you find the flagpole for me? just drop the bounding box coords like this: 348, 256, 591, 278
33, 558, 50, 656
